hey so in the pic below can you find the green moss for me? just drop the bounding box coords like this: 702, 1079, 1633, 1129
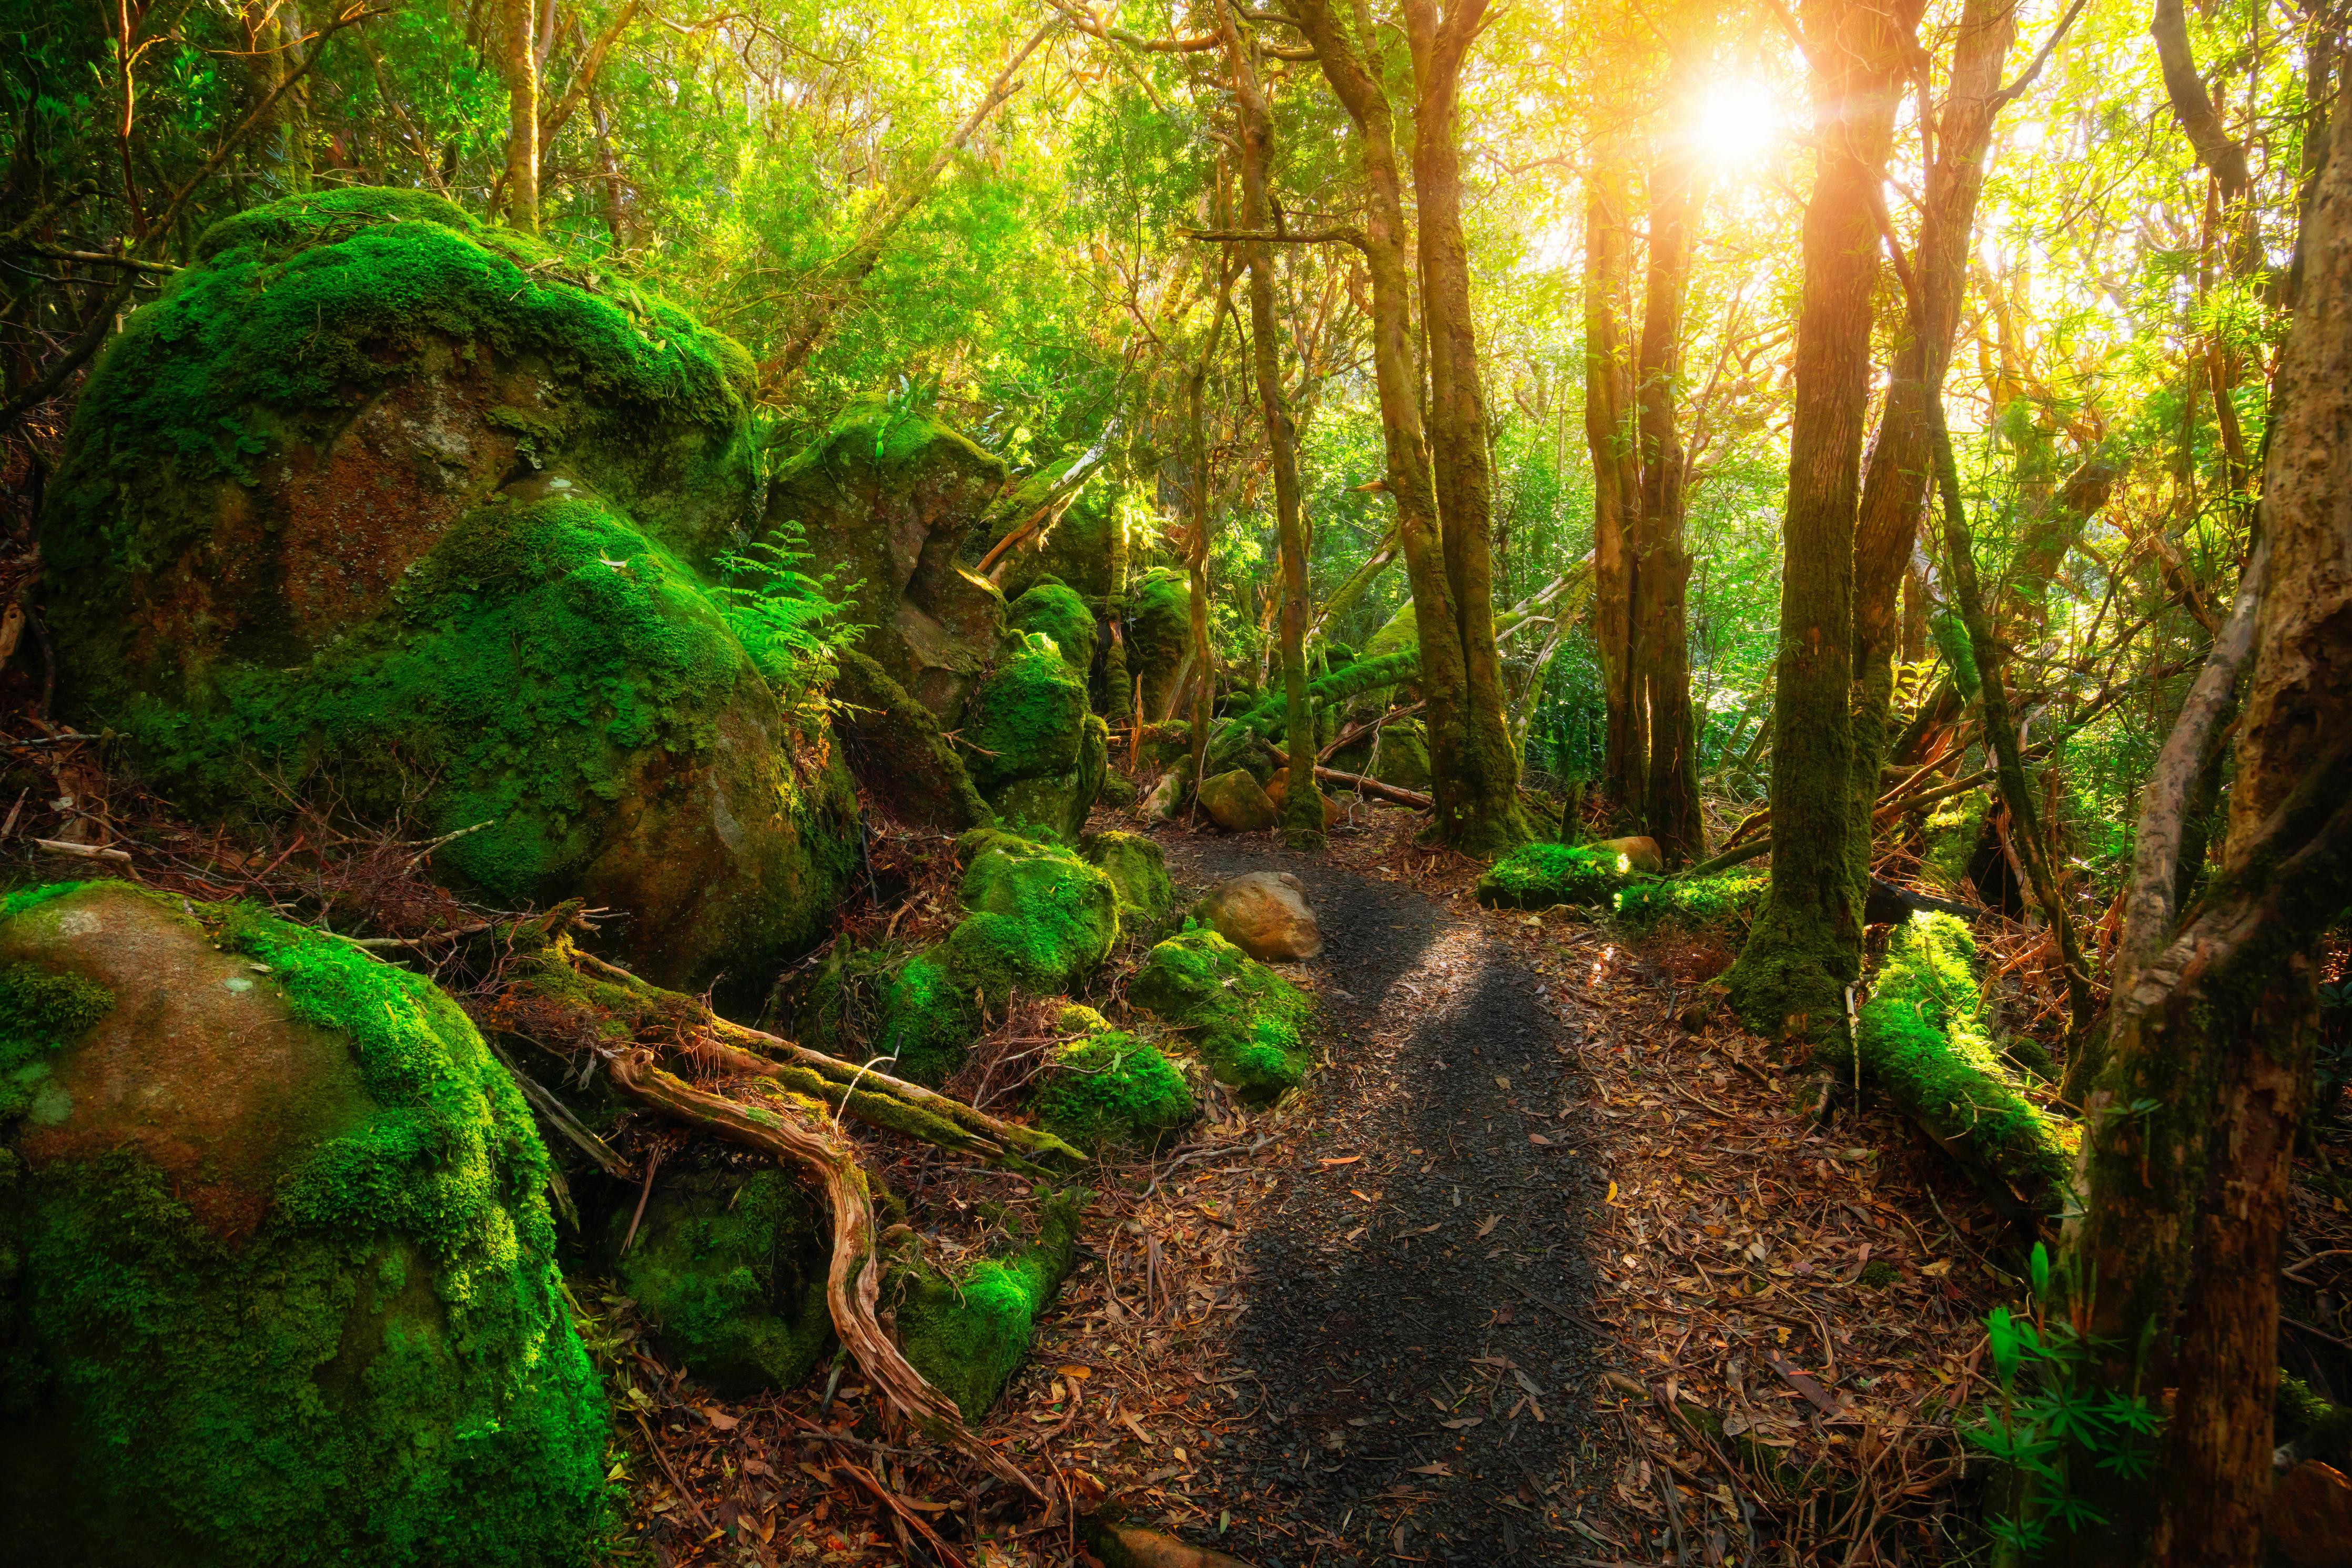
874, 953, 983, 1086
98, 492, 857, 990
1008, 578, 1098, 674
1, 888, 607, 1566
832, 647, 992, 831
1032, 1032, 1195, 1153
967, 638, 1090, 791
611, 1167, 832, 1397
1857, 1260, 1901, 1290
1921, 790, 1991, 897
946, 834, 1119, 1001
1611, 870, 1769, 936
1207, 649, 1422, 775
896, 1188, 1088, 1423
51, 188, 755, 565
1475, 843, 1628, 910
1129, 929, 1315, 1102
1081, 831, 1173, 926
1833, 913, 2075, 1204
0, 962, 114, 1123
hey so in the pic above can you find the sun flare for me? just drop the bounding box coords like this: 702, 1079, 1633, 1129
1689, 76, 1783, 166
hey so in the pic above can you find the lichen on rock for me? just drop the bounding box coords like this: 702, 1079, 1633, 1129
0, 881, 607, 1567
1129, 928, 1315, 1102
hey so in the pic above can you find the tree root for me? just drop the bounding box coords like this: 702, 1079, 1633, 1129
475, 923, 1059, 1496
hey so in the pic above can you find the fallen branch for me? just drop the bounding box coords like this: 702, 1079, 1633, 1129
1313, 765, 1432, 810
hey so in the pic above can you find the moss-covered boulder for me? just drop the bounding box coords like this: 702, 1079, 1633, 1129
1126, 567, 1192, 720
830, 647, 992, 831
1611, 869, 1769, 936
896, 1188, 1088, 1422
966, 636, 1107, 842
1474, 842, 1630, 910
873, 834, 1121, 1084
610, 1165, 832, 1397
1838, 913, 2075, 1207
1032, 1031, 1195, 1154
1129, 929, 1315, 1102
1332, 716, 1433, 792
0, 881, 607, 1567
767, 409, 1010, 725
1199, 768, 1278, 833
39, 190, 856, 996
1082, 831, 1174, 927
982, 453, 1120, 603
1008, 577, 1099, 675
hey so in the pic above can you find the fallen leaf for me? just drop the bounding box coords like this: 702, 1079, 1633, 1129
701, 1408, 738, 1432
1529, 1133, 1552, 1146
1121, 1412, 1154, 1445
1440, 1417, 1482, 1429
1320, 1155, 1362, 1167
1477, 1214, 1501, 1238
1495, 1075, 1510, 1089
1920, 1259, 1953, 1277
1408, 1462, 1453, 1476
1058, 1365, 1092, 1379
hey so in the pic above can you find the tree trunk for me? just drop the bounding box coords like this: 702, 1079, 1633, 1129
1632, 135, 1705, 867
1184, 261, 1231, 807
1583, 131, 1644, 821
1721, 0, 1915, 1034
499, 0, 539, 232
2066, 77, 2352, 1566
1405, 0, 1529, 856
1289, 0, 1481, 843
1848, 0, 2014, 898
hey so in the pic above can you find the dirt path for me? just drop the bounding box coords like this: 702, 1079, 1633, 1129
1157, 831, 1613, 1565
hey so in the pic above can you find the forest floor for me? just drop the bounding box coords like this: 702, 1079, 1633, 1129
584, 802, 2025, 1567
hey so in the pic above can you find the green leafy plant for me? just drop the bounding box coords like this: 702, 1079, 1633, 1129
713, 527, 860, 706
1965, 1243, 2163, 1553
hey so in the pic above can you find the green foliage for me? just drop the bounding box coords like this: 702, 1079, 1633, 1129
1209, 650, 1423, 774
1966, 1244, 2163, 1554
1128, 929, 1314, 1102
896, 1187, 1089, 1423
1475, 843, 1628, 910
714, 530, 860, 704
1031, 1031, 1194, 1153
1, 887, 607, 1567
610, 1167, 832, 1397
1838, 914, 2075, 1202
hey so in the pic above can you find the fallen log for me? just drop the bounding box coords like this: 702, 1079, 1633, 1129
1311, 763, 1432, 810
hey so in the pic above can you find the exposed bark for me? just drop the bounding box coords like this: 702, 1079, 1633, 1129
1848, 0, 2014, 899
1722, 0, 1916, 1033
1185, 256, 1235, 805
499, 0, 539, 231
1219, 15, 1324, 850
2066, 84, 2352, 1563
1631, 134, 1705, 866
1583, 130, 1644, 820
1287, 0, 1482, 844
1404, 0, 1529, 854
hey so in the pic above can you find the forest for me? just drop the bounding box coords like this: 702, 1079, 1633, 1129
0, 0, 2345, 1563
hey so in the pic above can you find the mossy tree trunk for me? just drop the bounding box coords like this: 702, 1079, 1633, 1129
1582, 127, 1643, 828
2064, 93, 2352, 1561
1184, 258, 1232, 802
1847, 0, 2013, 914
497, 0, 538, 231
1288, 0, 1492, 850
1721, 0, 1913, 1035
1630, 91, 1705, 868
1220, 15, 1325, 850
1405, 0, 1530, 858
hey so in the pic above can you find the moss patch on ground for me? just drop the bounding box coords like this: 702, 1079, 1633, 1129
1128, 929, 1315, 1102
0, 883, 607, 1567
1031, 1031, 1194, 1153
1475, 843, 1629, 910
1834, 913, 2074, 1205
896, 1188, 1089, 1423
1611, 869, 1769, 937
1920, 790, 1991, 897
610, 1166, 832, 1397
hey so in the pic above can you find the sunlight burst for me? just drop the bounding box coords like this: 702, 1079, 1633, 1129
1688, 76, 1783, 166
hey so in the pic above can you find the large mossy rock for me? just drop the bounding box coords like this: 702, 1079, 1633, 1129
766, 410, 1010, 726
1032, 1027, 1194, 1154
0, 881, 607, 1567
1126, 567, 1193, 722
1008, 578, 1099, 675
874, 833, 1121, 1084
1081, 831, 1173, 927
830, 647, 992, 832
1129, 928, 1314, 1102
38, 189, 856, 995
896, 1187, 1088, 1423
610, 1165, 833, 1397
966, 635, 1108, 842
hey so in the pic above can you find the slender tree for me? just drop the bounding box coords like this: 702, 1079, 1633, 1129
498, 0, 538, 231
1582, 126, 1643, 823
